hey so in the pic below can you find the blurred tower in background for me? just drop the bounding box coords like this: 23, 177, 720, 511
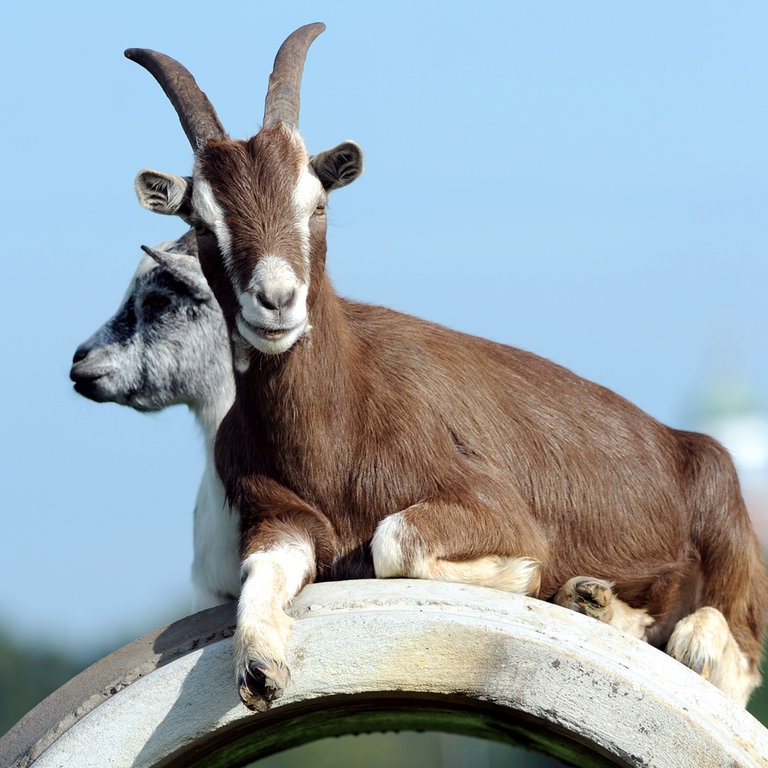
691, 368, 768, 546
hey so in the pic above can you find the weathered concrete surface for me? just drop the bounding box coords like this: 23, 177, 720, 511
1, 579, 767, 767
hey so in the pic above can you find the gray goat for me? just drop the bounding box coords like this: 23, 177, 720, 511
70, 230, 239, 608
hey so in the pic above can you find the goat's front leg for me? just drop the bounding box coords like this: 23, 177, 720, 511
235, 536, 314, 711
233, 480, 335, 711
371, 495, 547, 596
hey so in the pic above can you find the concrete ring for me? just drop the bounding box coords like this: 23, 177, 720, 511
2, 579, 767, 767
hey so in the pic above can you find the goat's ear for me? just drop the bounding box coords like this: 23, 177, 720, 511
310, 141, 364, 191
141, 244, 210, 301
135, 170, 193, 220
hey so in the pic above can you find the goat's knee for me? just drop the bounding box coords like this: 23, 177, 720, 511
371, 512, 416, 578
666, 606, 759, 707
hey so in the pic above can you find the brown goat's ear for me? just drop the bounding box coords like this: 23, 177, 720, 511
135, 170, 193, 220
310, 141, 364, 191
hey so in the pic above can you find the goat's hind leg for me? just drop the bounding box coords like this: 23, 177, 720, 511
554, 583, 759, 704
371, 500, 545, 596
666, 606, 759, 707
552, 576, 654, 640
552, 576, 613, 624
553, 577, 615, 622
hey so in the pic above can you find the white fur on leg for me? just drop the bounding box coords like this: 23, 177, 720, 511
424, 555, 541, 596
608, 596, 655, 639
234, 540, 314, 708
666, 606, 759, 707
371, 512, 412, 578
371, 511, 540, 595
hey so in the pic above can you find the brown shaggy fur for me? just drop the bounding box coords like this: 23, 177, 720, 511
128, 35, 767, 708
192, 127, 767, 676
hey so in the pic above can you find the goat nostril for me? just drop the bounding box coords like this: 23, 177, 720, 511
257, 289, 295, 312
257, 292, 276, 311
279, 289, 296, 309
72, 347, 88, 364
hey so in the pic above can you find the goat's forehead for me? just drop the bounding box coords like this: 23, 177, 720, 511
195, 128, 312, 209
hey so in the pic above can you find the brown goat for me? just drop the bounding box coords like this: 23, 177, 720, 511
126, 24, 767, 711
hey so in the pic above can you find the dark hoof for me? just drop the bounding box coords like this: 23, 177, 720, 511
238, 659, 290, 711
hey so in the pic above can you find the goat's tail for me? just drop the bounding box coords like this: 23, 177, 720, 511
681, 430, 768, 676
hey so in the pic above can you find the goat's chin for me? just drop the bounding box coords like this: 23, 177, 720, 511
71, 373, 120, 404
72, 379, 164, 412
72, 380, 114, 403
236, 315, 308, 356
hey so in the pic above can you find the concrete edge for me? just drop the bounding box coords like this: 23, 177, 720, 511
1, 580, 766, 768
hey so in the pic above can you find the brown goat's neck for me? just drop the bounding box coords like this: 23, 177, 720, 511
236, 274, 354, 450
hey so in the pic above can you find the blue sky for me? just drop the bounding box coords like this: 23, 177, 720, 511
1, 2, 767, 654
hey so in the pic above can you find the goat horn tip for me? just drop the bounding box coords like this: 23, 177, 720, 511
124, 48, 146, 61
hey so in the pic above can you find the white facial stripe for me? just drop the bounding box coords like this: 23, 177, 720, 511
292, 165, 323, 269
191, 168, 235, 278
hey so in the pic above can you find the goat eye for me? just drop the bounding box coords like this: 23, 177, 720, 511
313, 203, 326, 216
142, 293, 171, 312
193, 222, 212, 237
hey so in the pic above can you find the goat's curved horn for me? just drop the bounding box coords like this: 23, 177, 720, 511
263, 22, 326, 130
125, 48, 228, 149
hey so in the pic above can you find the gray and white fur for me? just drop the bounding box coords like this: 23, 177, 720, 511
70, 230, 239, 608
